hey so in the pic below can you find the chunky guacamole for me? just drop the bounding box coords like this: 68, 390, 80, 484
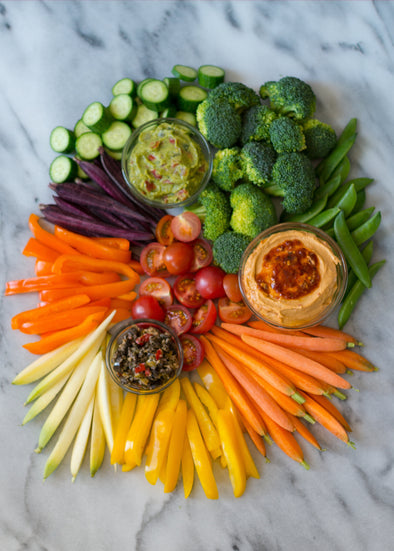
126, 121, 208, 204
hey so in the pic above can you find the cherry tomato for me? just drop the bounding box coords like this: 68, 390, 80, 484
155, 214, 174, 246
173, 273, 205, 309
218, 297, 252, 324
180, 334, 205, 371
191, 299, 217, 334
139, 242, 170, 277
139, 277, 173, 307
223, 273, 243, 303
163, 241, 194, 275
194, 265, 226, 300
164, 305, 192, 335
131, 295, 165, 322
170, 212, 201, 242
190, 238, 213, 272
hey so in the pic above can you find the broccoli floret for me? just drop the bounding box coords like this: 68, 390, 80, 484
208, 82, 261, 112
269, 116, 306, 153
212, 147, 244, 191
240, 141, 277, 186
212, 231, 252, 274
267, 152, 316, 214
260, 76, 316, 121
196, 98, 241, 149
241, 104, 278, 145
186, 182, 231, 241
303, 119, 337, 159
229, 182, 277, 238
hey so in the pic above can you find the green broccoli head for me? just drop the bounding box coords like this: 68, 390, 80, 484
208, 82, 261, 112
212, 147, 244, 191
269, 116, 306, 153
260, 76, 316, 121
240, 141, 277, 186
212, 231, 252, 274
303, 119, 337, 159
241, 105, 278, 144
270, 152, 316, 214
196, 98, 242, 149
188, 182, 232, 241
229, 182, 277, 238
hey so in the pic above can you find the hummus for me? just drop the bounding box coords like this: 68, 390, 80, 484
241, 229, 341, 328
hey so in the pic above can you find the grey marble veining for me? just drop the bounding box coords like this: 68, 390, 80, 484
1, 1, 394, 550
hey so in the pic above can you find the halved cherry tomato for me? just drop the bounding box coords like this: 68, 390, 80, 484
170, 212, 201, 242
190, 299, 217, 334
180, 334, 205, 371
139, 277, 173, 307
194, 265, 226, 300
190, 238, 213, 272
173, 273, 205, 309
223, 273, 243, 303
218, 297, 252, 324
163, 242, 194, 275
164, 305, 192, 335
139, 242, 170, 277
155, 214, 174, 246
131, 295, 165, 322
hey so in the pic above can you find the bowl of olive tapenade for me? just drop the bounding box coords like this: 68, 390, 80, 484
105, 318, 183, 395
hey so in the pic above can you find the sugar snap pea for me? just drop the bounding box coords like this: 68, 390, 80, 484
338, 259, 386, 328
314, 174, 341, 201
351, 211, 381, 246
308, 207, 340, 228
344, 240, 374, 299
352, 189, 366, 213
337, 118, 358, 146
333, 210, 371, 288
284, 194, 328, 223
334, 183, 357, 217
327, 178, 374, 209
330, 155, 351, 184
316, 134, 357, 183
346, 206, 375, 231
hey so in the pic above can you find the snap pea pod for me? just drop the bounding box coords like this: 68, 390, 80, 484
333, 183, 357, 218
346, 206, 375, 231
330, 155, 351, 184
337, 118, 358, 146
344, 240, 374, 299
327, 178, 373, 209
283, 195, 328, 223
352, 189, 366, 213
351, 211, 381, 246
314, 174, 341, 201
338, 259, 386, 328
308, 207, 340, 228
316, 134, 357, 183
333, 210, 371, 288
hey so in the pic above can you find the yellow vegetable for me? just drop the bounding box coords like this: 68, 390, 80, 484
124, 393, 160, 466
70, 394, 94, 482
90, 390, 106, 477
193, 382, 219, 424
111, 391, 137, 465
182, 431, 194, 498
197, 359, 228, 408
156, 378, 180, 415
228, 405, 259, 479
145, 408, 175, 485
164, 399, 187, 493
217, 409, 246, 498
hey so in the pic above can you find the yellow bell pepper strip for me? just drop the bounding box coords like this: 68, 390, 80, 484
124, 393, 160, 466
23, 237, 59, 262
164, 399, 187, 493
156, 378, 180, 415
122, 461, 137, 472
182, 431, 195, 498
227, 405, 260, 479
181, 377, 222, 460
217, 409, 247, 498
186, 409, 219, 500
197, 359, 228, 408
193, 382, 219, 424
145, 408, 175, 485
111, 391, 137, 465
28, 213, 80, 256
108, 375, 124, 438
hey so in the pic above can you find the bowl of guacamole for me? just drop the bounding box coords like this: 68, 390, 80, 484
122, 118, 212, 209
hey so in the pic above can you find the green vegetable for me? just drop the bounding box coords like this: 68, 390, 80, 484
196, 97, 242, 149
50, 126, 75, 154
269, 117, 306, 153
316, 134, 357, 183
240, 141, 277, 186
327, 178, 374, 209
302, 119, 337, 159
346, 206, 375, 231
207, 81, 260, 112
82, 102, 113, 134
171, 64, 198, 82
283, 194, 328, 224
212, 231, 251, 274
49, 156, 78, 184
314, 174, 342, 201
212, 148, 244, 191
240, 104, 277, 145
197, 65, 225, 89
229, 182, 277, 238
344, 241, 374, 299
139, 79, 170, 112
112, 77, 136, 97
259, 76, 316, 121
177, 85, 208, 113
333, 183, 358, 218
308, 207, 340, 228
186, 183, 231, 241
337, 118, 357, 146
351, 211, 381, 246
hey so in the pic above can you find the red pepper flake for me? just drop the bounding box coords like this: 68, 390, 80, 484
169, 137, 175, 144
151, 169, 162, 180
145, 180, 156, 192
136, 334, 150, 345
145, 368, 152, 377
135, 363, 146, 373
150, 141, 160, 149
155, 349, 163, 360
148, 154, 156, 161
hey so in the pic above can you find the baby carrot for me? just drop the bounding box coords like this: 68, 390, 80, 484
290, 416, 322, 451
301, 324, 361, 346
327, 349, 377, 372
310, 394, 352, 432
242, 418, 267, 458
288, 348, 347, 374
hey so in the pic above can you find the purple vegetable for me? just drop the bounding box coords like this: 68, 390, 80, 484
53, 196, 97, 221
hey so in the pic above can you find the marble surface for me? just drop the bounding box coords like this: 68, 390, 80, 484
1, 1, 394, 550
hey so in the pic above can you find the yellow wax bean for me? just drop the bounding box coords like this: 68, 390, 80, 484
164, 399, 187, 493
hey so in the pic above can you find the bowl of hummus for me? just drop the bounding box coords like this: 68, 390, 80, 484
239, 223, 347, 329
121, 118, 212, 209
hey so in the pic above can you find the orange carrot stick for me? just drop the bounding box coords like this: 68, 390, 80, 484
111, 308, 132, 323
241, 334, 352, 390
247, 319, 303, 336
302, 325, 360, 346
19, 306, 108, 335
327, 349, 377, 372
28, 214, 79, 256
290, 416, 322, 451
23, 237, 59, 262
242, 418, 267, 458
288, 347, 347, 374
52, 254, 139, 284
311, 394, 352, 432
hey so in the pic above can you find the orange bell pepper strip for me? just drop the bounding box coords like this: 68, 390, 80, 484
77, 271, 121, 285
164, 399, 187, 493
110, 308, 132, 324
5, 273, 83, 295
110, 298, 135, 310
52, 254, 140, 284
22, 311, 105, 355
186, 409, 218, 500
182, 432, 194, 498
92, 237, 130, 251
54, 225, 132, 263
124, 393, 160, 466
19, 305, 109, 335
128, 259, 145, 275
111, 392, 137, 465
23, 238, 59, 262
217, 409, 246, 497
35, 260, 54, 276
28, 214, 79, 256
39, 280, 137, 302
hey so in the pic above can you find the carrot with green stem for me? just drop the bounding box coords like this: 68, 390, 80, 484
290, 416, 322, 451
327, 349, 377, 372
288, 347, 347, 374
242, 418, 268, 459
311, 394, 352, 432
301, 324, 361, 346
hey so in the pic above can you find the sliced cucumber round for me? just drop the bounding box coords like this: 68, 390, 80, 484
109, 94, 137, 121
171, 64, 198, 82
161, 105, 177, 118
82, 102, 113, 133
49, 155, 78, 183
177, 85, 208, 113
112, 77, 136, 97
198, 65, 225, 88
163, 77, 181, 98
139, 79, 170, 112
49, 126, 75, 154
131, 103, 159, 128
175, 111, 196, 126
102, 121, 132, 151
74, 119, 91, 138
75, 132, 103, 160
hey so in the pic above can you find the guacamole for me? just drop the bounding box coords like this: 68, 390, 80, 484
126, 121, 209, 204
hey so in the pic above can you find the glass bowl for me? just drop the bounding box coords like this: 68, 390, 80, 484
239, 222, 348, 330
121, 117, 212, 209
105, 318, 184, 395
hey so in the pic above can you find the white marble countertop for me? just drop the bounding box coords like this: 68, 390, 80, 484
1, 1, 394, 550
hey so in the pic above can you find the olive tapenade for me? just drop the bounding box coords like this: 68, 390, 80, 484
112, 324, 179, 390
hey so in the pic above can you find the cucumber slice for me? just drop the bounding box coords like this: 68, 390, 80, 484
175, 111, 197, 126
77, 165, 89, 180
49, 156, 78, 183
112, 77, 136, 97
131, 103, 159, 128
163, 77, 181, 98
74, 119, 91, 138
101, 121, 132, 151
109, 94, 137, 121
49, 126, 75, 154
198, 65, 225, 88
75, 132, 103, 160
177, 85, 208, 113
161, 105, 177, 118
171, 64, 198, 82
139, 79, 170, 112
104, 147, 123, 161
82, 102, 113, 133
137, 78, 155, 99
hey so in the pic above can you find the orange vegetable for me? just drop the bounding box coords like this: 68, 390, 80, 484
289, 348, 347, 374
28, 214, 79, 256
5, 273, 83, 295
77, 271, 121, 285
311, 394, 352, 432
22, 237, 59, 262
290, 416, 322, 451
111, 308, 132, 323
302, 324, 360, 346
128, 259, 145, 275
34, 260, 54, 276
327, 349, 377, 372
19, 305, 109, 335
242, 418, 267, 458
92, 237, 130, 250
